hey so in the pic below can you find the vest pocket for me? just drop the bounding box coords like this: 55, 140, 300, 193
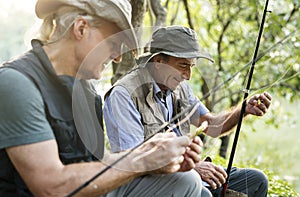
49, 119, 91, 164
140, 111, 165, 140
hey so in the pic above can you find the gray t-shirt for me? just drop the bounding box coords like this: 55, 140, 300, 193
0, 68, 54, 148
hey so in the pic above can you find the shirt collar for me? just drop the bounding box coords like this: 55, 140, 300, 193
153, 82, 171, 99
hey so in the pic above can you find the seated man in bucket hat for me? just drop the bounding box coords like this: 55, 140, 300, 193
0, 1, 204, 196
104, 25, 272, 197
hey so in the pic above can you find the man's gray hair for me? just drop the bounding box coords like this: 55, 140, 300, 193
37, 6, 103, 44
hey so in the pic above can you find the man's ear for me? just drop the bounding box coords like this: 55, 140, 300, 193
73, 18, 88, 40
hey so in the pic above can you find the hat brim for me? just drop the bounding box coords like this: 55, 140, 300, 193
113, 11, 139, 56
137, 51, 214, 67
35, 0, 66, 19
104, 0, 139, 55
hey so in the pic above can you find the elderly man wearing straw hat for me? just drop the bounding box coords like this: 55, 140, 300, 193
0, 1, 205, 196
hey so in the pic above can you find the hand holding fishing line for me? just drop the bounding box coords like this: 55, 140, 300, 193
67, 103, 204, 196
170, 121, 208, 172
245, 92, 272, 116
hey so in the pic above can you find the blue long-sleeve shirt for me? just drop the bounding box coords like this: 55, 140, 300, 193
103, 81, 209, 152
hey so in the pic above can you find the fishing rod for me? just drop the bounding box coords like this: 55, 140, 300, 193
221, 0, 270, 196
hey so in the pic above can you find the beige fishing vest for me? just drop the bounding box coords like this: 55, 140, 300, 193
106, 67, 191, 140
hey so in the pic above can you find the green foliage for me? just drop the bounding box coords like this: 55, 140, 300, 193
159, 0, 300, 111
266, 171, 299, 197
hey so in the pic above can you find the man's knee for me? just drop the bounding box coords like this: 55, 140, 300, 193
182, 171, 212, 197
180, 170, 202, 189
230, 168, 268, 196
175, 170, 203, 196
254, 169, 268, 194
257, 169, 268, 184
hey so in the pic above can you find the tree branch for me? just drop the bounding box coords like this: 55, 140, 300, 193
170, 0, 181, 25
286, 3, 300, 24
182, 0, 194, 29
150, 0, 167, 30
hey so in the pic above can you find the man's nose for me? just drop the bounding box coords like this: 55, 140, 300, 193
182, 68, 191, 80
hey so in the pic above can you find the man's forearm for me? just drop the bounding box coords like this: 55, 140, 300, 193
7, 141, 143, 197
205, 106, 242, 137
60, 161, 142, 197
220, 106, 242, 134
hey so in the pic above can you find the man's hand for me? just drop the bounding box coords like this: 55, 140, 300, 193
246, 92, 272, 116
132, 132, 191, 174
194, 161, 227, 190
179, 136, 203, 172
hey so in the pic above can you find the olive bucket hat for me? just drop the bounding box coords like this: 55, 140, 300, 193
35, 0, 139, 54
138, 26, 214, 66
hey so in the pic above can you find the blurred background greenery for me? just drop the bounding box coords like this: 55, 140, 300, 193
1, 0, 299, 195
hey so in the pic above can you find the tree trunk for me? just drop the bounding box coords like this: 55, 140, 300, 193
219, 135, 230, 158
149, 0, 167, 31
111, 0, 167, 84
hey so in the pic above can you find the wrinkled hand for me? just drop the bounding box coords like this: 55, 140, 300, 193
133, 132, 190, 174
194, 161, 227, 190
179, 136, 203, 172
246, 92, 272, 116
